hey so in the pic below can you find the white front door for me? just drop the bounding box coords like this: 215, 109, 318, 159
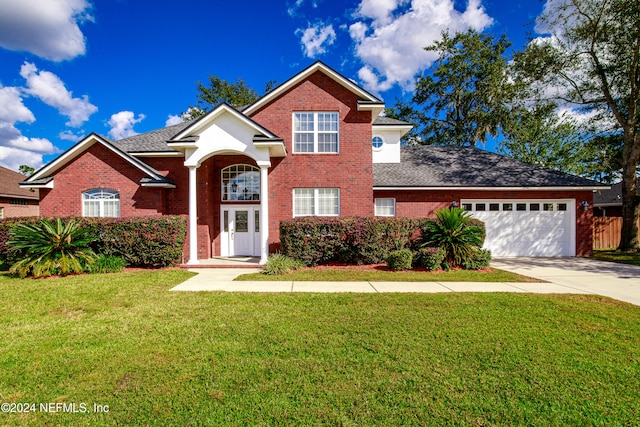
221, 206, 260, 256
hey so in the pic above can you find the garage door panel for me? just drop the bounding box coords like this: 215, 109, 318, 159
463, 200, 575, 257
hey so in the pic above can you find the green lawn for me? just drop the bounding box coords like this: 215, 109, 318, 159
593, 249, 640, 266
1, 271, 639, 426
236, 267, 538, 282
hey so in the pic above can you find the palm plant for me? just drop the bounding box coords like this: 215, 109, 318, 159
8, 218, 97, 278
421, 207, 484, 267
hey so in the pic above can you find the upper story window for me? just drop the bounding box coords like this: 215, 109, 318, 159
222, 164, 260, 201
372, 135, 384, 150
293, 112, 339, 153
83, 189, 120, 217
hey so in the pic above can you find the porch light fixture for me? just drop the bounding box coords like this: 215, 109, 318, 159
581, 200, 590, 210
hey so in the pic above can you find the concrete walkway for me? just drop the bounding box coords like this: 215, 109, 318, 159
169, 257, 640, 306
492, 257, 640, 306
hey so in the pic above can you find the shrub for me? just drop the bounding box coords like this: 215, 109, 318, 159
280, 217, 426, 266
386, 249, 413, 271
92, 216, 186, 267
461, 249, 492, 270
88, 255, 127, 274
8, 218, 97, 278
0, 216, 186, 268
262, 254, 305, 275
420, 208, 484, 267
415, 247, 446, 271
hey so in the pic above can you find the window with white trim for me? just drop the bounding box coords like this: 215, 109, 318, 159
372, 135, 384, 150
293, 112, 339, 153
293, 188, 339, 216
83, 189, 120, 217
375, 198, 395, 216
221, 164, 260, 201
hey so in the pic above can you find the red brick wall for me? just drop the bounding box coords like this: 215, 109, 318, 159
39, 144, 167, 218
374, 189, 594, 256
0, 198, 39, 218
250, 71, 374, 247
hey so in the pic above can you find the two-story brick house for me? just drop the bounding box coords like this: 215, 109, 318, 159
21, 62, 607, 263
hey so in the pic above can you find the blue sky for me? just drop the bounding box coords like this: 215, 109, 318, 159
0, 0, 546, 171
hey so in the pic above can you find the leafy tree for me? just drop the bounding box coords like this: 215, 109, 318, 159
184, 77, 276, 120
499, 103, 589, 175
420, 207, 484, 267
513, 0, 640, 250
8, 218, 97, 278
18, 164, 35, 176
388, 29, 515, 146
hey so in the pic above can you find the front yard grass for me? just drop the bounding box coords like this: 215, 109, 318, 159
236, 267, 539, 282
1, 271, 639, 426
593, 249, 640, 266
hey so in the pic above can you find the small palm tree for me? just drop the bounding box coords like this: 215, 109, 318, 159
421, 207, 483, 267
8, 218, 97, 278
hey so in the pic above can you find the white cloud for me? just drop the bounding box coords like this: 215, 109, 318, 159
297, 23, 337, 58
20, 62, 97, 127
165, 114, 183, 127
59, 129, 84, 142
0, 85, 35, 125
0, 84, 57, 170
349, 0, 493, 93
0, 146, 46, 171
0, 0, 93, 61
107, 111, 146, 140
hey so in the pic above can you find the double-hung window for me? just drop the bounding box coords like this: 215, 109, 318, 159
375, 198, 396, 216
293, 188, 339, 216
83, 189, 120, 217
293, 112, 339, 153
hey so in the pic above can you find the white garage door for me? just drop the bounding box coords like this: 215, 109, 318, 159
461, 200, 575, 257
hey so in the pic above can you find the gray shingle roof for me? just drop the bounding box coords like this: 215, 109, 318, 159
112, 121, 191, 153
374, 145, 605, 188
593, 182, 639, 206
373, 116, 411, 126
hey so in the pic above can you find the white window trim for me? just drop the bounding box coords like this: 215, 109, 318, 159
372, 134, 385, 151
221, 164, 260, 202
292, 112, 340, 154
293, 188, 340, 217
82, 189, 120, 218
375, 198, 396, 216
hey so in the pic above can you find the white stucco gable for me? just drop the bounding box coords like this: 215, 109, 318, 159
167, 103, 286, 167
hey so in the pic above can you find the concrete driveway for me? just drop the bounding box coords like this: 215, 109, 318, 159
492, 257, 640, 306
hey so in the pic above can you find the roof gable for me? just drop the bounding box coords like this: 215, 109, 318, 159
22, 133, 175, 188
170, 103, 279, 142
242, 61, 383, 117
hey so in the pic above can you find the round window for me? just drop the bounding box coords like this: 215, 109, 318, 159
372, 136, 383, 149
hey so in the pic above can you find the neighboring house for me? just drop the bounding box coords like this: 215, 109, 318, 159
593, 182, 639, 217
21, 62, 607, 263
0, 166, 39, 218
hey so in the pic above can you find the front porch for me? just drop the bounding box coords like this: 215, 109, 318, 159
165, 103, 286, 266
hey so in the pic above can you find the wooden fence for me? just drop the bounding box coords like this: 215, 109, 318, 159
593, 217, 627, 249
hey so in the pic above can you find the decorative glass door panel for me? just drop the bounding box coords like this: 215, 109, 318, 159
221, 207, 260, 256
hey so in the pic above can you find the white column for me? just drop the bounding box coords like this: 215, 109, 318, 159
259, 163, 270, 265
187, 165, 199, 265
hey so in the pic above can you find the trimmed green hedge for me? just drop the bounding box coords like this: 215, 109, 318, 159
0, 216, 186, 267
280, 217, 429, 266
